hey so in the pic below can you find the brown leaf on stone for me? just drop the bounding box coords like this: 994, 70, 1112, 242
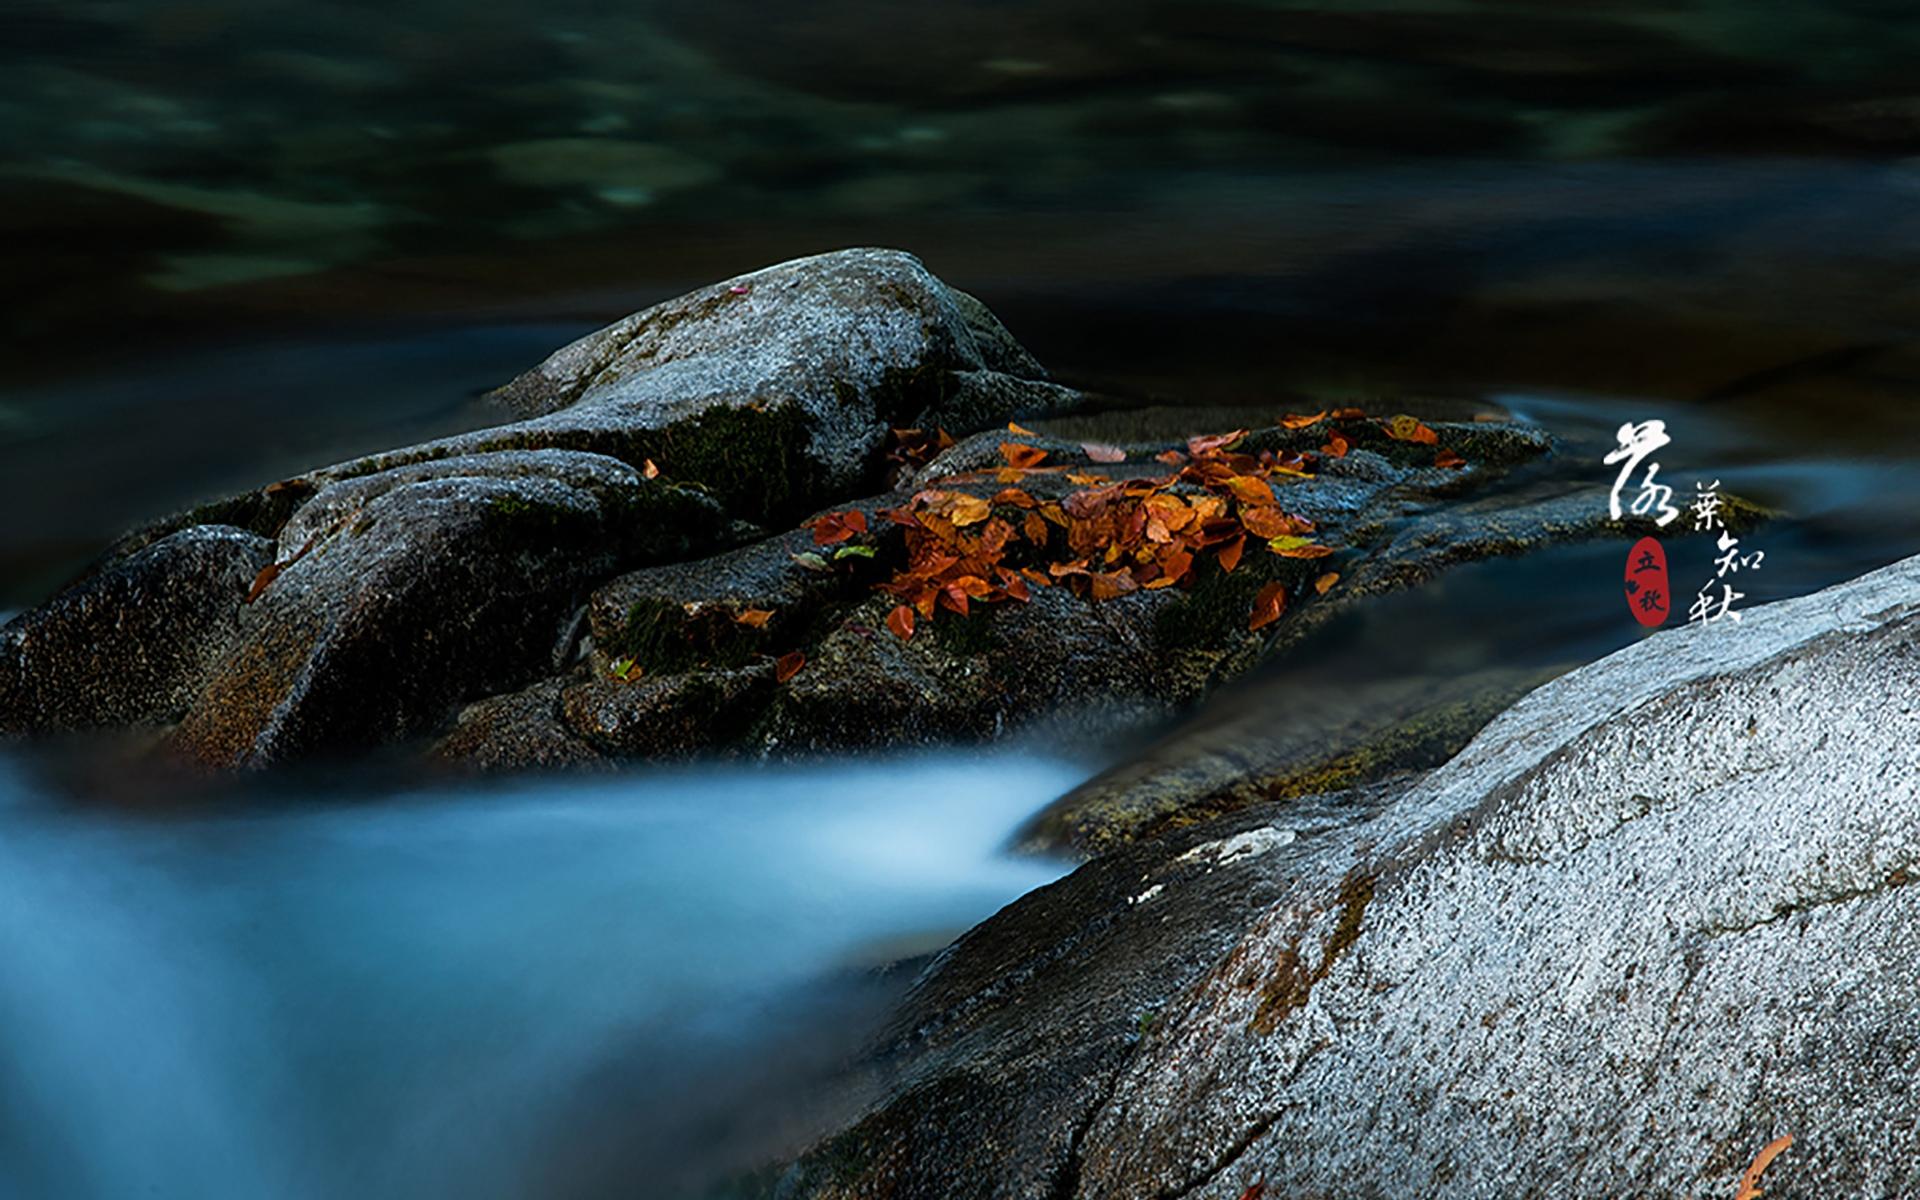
1249, 581, 1287, 631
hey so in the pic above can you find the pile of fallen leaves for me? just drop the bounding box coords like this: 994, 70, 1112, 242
817, 418, 1411, 642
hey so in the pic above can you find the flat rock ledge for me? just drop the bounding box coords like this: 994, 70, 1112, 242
780, 551, 1920, 1200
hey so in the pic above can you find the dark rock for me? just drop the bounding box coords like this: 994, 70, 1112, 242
432, 677, 610, 773
783, 552, 1920, 1199
166, 450, 722, 768
778, 786, 1396, 1200
1021, 662, 1556, 857
0, 525, 272, 735
2, 250, 1076, 769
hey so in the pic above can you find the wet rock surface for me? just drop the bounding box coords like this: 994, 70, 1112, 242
2, 251, 1724, 771
779, 552, 1920, 1200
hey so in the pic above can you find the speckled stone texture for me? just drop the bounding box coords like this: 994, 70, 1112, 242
784, 552, 1920, 1200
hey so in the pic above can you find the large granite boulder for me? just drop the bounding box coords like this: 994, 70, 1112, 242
0, 249, 1077, 767
782, 551, 1920, 1199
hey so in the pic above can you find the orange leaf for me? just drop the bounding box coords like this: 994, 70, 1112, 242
1225, 475, 1276, 506
735, 608, 774, 629
1238, 507, 1294, 540
1383, 414, 1439, 445
1735, 1135, 1793, 1200
1315, 571, 1340, 594
245, 561, 284, 605
1279, 410, 1327, 430
1082, 442, 1127, 463
1249, 581, 1287, 631
1187, 429, 1248, 458
886, 604, 915, 641
1001, 442, 1050, 469
1218, 535, 1245, 573
1155, 449, 1189, 466
774, 651, 805, 683
1330, 406, 1366, 420
1322, 433, 1349, 458
1435, 448, 1467, 469
1089, 570, 1138, 601
1007, 421, 1038, 436
992, 487, 1037, 509
642, 458, 661, 479
1023, 512, 1050, 544
948, 495, 991, 527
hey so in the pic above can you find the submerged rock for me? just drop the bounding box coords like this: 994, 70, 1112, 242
781, 552, 1920, 1199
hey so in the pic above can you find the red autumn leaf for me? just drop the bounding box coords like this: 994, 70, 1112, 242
735, 608, 774, 628
1383, 414, 1439, 445
1249, 581, 1287, 631
1322, 432, 1350, 458
1001, 442, 1050, 469
886, 604, 915, 641
1279, 410, 1327, 430
1435, 448, 1467, 469
992, 487, 1037, 509
1187, 429, 1248, 458
1237, 1184, 1267, 1200
1082, 442, 1128, 463
1218, 535, 1245, 573
810, 510, 867, 545
774, 651, 805, 682
1315, 571, 1340, 594
939, 584, 971, 616
1155, 449, 1188, 466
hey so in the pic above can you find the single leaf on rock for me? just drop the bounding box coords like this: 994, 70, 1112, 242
1218, 534, 1245, 573
1330, 406, 1366, 419
642, 458, 661, 479
833, 544, 877, 560
1249, 581, 1287, 631
1435, 447, 1467, 469
1007, 421, 1038, 436
1082, 442, 1127, 463
1735, 1135, 1793, 1200
1269, 535, 1334, 558
246, 561, 285, 605
1280, 410, 1327, 429
1315, 571, 1340, 594
1322, 432, 1350, 458
791, 551, 831, 572
1187, 429, 1247, 458
886, 604, 915, 641
810, 510, 867, 545
1001, 442, 1050, 469
992, 487, 1036, 509
735, 608, 774, 628
1383, 414, 1439, 445
774, 651, 806, 683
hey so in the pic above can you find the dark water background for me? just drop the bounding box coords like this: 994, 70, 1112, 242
4, 2, 1920, 1197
